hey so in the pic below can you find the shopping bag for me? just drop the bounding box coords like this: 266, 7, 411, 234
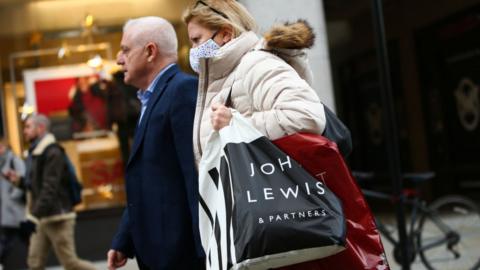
322, 104, 352, 158
198, 111, 346, 270
273, 133, 389, 270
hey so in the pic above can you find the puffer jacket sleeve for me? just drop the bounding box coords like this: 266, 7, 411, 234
242, 53, 326, 140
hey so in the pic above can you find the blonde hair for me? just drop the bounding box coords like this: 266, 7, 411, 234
182, 0, 257, 38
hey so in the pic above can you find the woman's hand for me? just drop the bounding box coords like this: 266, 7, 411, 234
4, 170, 20, 186
211, 103, 232, 131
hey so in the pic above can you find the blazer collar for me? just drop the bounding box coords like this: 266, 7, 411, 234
127, 64, 179, 167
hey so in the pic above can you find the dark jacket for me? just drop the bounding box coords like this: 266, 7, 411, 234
111, 64, 204, 269
26, 133, 75, 223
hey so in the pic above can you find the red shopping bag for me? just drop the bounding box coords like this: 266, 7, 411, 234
273, 133, 390, 270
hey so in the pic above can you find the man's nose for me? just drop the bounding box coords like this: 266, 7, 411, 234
116, 51, 124, 65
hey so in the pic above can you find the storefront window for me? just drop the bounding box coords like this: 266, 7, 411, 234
0, 0, 193, 211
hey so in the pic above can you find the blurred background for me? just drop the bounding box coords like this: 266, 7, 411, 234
0, 0, 479, 269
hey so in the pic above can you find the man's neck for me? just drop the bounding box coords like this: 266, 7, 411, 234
140, 60, 175, 91
30, 132, 46, 146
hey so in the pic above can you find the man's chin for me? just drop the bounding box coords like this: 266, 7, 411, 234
124, 78, 137, 88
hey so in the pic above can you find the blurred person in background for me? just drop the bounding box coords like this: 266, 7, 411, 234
68, 76, 108, 133
0, 138, 26, 268
111, 71, 141, 165
6, 114, 96, 270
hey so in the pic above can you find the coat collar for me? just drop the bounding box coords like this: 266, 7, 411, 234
31, 133, 56, 156
126, 64, 179, 167
204, 31, 259, 81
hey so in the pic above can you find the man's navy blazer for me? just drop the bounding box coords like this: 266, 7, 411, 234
111, 64, 203, 269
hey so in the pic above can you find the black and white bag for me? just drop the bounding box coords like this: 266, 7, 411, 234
198, 111, 346, 270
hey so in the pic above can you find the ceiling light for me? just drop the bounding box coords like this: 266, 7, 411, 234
87, 54, 103, 69
84, 14, 95, 28
57, 43, 71, 59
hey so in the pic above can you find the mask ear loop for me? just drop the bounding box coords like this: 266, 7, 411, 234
211, 31, 219, 40
209, 30, 223, 47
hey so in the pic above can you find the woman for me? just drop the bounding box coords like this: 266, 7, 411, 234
0, 139, 26, 266
183, 0, 326, 164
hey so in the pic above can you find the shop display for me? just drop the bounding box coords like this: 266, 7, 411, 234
337, 44, 411, 173
20, 62, 131, 210
416, 4, 480, 193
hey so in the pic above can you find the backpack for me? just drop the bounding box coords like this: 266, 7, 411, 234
40, 144, 83, 206
64, 153, 83, 206
321, 105, 352, 158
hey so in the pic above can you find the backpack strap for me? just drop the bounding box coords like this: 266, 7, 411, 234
36, 143, 81, 206
224, 85, 233, 108
224, 72, 237, 108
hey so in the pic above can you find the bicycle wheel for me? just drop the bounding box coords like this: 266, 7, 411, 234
418, 195, 480, 270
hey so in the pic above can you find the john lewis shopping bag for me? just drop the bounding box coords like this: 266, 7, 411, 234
198, 112, 346, 270
273, 133, 389, 270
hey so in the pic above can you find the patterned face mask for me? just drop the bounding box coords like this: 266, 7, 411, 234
189, 32, 220, 73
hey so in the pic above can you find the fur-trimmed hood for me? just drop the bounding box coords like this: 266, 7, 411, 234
263, 20, 315, 50
255, 20, 316, 85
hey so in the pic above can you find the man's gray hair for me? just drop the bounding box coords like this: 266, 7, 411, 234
29, 114, 51, 131
124, 16, 178, 59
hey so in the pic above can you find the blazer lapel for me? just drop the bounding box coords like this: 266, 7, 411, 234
127, 65, 179, 167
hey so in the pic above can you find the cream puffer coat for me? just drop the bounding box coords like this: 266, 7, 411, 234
193, 21, 326, 164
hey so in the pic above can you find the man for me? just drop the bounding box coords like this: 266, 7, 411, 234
7, 114, 96, 270
107, 17, 203, 270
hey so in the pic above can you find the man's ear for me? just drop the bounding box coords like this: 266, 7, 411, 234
145, 42, 157, 62
37, 123, 46, 135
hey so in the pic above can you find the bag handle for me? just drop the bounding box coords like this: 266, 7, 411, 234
223, 70, 237, 108
224, 85, 233, 108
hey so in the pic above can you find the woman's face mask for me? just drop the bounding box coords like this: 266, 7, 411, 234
189, 32, 220, 73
